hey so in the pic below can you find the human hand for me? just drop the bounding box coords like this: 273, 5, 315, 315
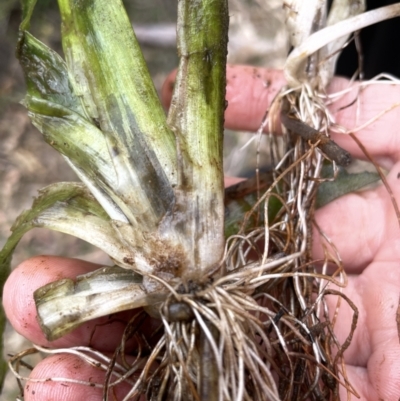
4, 65, 400, 400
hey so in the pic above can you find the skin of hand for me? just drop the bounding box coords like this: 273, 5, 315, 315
4, 65, 400, 400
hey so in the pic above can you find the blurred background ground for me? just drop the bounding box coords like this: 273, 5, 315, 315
0, 0, 288, 399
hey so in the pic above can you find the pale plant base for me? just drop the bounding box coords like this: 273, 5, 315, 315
9, 87, 363, 400
8, 2, 400, 400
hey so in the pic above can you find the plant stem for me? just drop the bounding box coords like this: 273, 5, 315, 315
167, 0, 229, 275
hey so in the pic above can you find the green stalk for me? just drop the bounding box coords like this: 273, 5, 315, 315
167, 0, 229, 274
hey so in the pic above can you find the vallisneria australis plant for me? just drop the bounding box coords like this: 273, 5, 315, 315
2, 0, 400, 400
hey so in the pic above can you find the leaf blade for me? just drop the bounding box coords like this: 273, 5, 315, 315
58, 0, 177, 218
316, 166, 380, 208
0, 182, 141, 276
34, 265, 163, 340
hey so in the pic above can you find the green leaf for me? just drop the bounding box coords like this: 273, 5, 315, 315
316, 166, 380, 208
223, 167, 380, 237
24, 96, 145, 224
20, 0, 37, 31
17, 26, 175, 228
17, 31, 88, 118
0, 182, 143, 278
57, 0, 177, 217
224, 172, 278, 238
0, 182, 102, 389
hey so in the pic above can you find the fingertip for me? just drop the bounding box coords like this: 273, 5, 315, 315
24, 353, 130, 401
224, 176, 246, 187
4, 256, 152, 351
161, 68, 177, 109
4, 256, 102, 347
225, 65, 285, 132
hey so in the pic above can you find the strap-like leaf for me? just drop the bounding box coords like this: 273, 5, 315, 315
17, 27, 174, 228
20, 0, 37, 30
316, 166, 380, 208
0, 182, 140, 279
17, 31, 89, 118
25, 96, 147, 225
224, 168, 380, 236
34, 265, 164, 340
0, 182, 103, 389
58, 0, 177, 219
